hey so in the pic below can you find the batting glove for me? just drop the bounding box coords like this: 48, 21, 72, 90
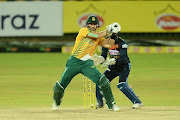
106, 24, 113, 33
91, 54, 105, 66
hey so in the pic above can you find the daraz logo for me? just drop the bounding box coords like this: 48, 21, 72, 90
156, 14, 180, 30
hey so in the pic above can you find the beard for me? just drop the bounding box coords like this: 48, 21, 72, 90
90, 27, 96, 31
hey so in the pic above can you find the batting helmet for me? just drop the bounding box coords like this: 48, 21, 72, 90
86, 15, 99, 26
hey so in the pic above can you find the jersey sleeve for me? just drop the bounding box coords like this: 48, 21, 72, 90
79, 28, 89, 37
116, 41, 129, 65
101, 47, 108, 60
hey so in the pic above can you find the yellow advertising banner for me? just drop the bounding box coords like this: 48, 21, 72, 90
128, 46, 166, 53
64, 1, 180, 33
165, 47, 180, 53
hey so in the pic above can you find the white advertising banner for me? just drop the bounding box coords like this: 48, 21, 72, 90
0, 1, 63, 36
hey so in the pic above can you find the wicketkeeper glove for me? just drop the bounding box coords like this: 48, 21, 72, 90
106, 22, 121, 34
91, 54, 105, 66
101, 57, 116, 68
111, 22, 121, 33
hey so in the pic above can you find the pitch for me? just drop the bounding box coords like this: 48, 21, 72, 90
0, 106, 180, 120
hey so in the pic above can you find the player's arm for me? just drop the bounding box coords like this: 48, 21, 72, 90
86, 30, 107, 39
115, 41, 129, 66
101, 38, 115, 48
101, 47, 108, 60
101, 41, 129, 68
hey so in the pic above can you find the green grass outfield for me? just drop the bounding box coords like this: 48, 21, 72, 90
0, 53, 180, 108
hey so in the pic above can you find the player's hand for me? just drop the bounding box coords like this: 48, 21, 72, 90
91, 54, 105, 66
101, 57, 109, 68
111, 22, 121, 33
109, 58, 116, 65
106, 24, 112, 33
105, 26, 112, 38
101, 30, 108, 37
101, 58, 116, 68
98, 30, 108, 38
91, 53, 98, 60
106, 22, 121, 36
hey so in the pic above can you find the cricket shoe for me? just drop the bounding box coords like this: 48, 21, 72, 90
132, 103, 143, 109
90, 102, 104, 109
96, 102, 104, 108
52, 101, 59, 111
112, 104, 120, 112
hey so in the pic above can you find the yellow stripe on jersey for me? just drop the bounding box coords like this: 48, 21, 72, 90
72, 27, 105, 59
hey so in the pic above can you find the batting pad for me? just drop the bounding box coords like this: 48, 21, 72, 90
99, 75, 115, 109
53, 81, 64, 106
117, 82, 142, 104
96, 85, 104, 106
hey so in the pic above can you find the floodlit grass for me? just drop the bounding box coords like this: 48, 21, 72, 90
0, 53, 180, 108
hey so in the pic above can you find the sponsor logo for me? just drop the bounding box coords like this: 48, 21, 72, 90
156, 14, 180, 30
0, 14, 39, 30
132, 47, 140, 52
167, 47, 175, 53
156, 47, 163, 52
144, 47, 151, 53
78, 13, 104, 28
109, 50, 120, 55
64, 47, 73, 53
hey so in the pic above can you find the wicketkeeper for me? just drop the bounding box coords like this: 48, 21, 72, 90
93, 22, 143, 109
52, 15, 120, 111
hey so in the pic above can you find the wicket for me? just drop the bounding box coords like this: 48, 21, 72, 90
83, 76, 96, 109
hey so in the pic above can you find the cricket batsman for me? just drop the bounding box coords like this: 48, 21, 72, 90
94, 22, 143, 109
52, 15, 120, 111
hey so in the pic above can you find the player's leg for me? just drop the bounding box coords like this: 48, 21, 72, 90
98, 74, 120, 111
96, 68, 118, 108
96, 85, 104, 108
52, 81, 64, 110
117, 82, 143, 108
117, 63, 142, 108
81, 60, 120, 111
52, 56, 80, 110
